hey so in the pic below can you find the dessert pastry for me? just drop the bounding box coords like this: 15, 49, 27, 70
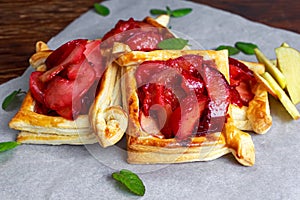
9, 40, 102, 145
115, 48, 271, 166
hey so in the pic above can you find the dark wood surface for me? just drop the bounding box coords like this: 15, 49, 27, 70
1, 0, 299, 84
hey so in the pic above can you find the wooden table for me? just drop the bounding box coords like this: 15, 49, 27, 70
1, 0, 299, 84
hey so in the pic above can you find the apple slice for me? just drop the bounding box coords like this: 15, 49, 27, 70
254, 48, 286, 89
253, 72, 277, 98
154, 14, 170, 27
270, 59, 277, 66
280, 42, 290, 47
262, 72, 300, 120
275, 46, 300, 105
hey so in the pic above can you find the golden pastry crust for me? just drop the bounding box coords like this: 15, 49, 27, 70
127, 118, 254, 166
17, 131, 97, 145
9, 91, 97, 144
116, 49, 256, 166
127, 133, 230, 164
247, 83, 272, 134
89, 62, 128, 148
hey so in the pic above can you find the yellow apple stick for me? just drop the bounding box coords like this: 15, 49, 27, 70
254, 48, 287, 89
275, 46, 300, 105
262, 72, 300, 120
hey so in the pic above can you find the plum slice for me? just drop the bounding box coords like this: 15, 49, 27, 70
29, 71, 45, 104
229, 57, 257, 106
84, 40, 103, 79
43, 61, 96, 120
102, 18, 173, 51
45, 39, 87, 70
201, 65, 231, 133
171, 96, 208, 140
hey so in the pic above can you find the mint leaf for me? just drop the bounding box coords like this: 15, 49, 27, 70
150, 6, 192, 18
235, 42, 258, 55
216, 45, 240, 56
0, 141, 20, 153
94, 3, 110, 16
171, 8, 192, 18
166, 6, 172, 16
112, 169, 145, 196
150, 9, 167, 15
2, 89, 25, 110
158, 38, 189, 50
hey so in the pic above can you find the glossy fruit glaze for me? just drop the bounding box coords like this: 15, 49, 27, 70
136, 55, 231, 140
229, 57, 257, 107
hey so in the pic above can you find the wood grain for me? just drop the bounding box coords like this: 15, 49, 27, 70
0, 0, 99, 84
0, 0, 299, 84
195, 0, 300, 33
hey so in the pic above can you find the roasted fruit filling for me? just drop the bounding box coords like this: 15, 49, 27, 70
136, 55, 231, 140
229, 57, 257, 107
30, 39, 102, 120
102, 17, 173, 51
29, 18, 173, 120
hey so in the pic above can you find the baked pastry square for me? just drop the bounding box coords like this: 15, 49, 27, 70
9, 90, 97, 145
116, 49, 265, 166
9, 40, 126, 146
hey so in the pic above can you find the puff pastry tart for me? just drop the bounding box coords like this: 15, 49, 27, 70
115, 48, 271, 166
9, 39, 110, 145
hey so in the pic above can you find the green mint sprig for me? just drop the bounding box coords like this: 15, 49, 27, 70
112, 169, 145, 196
235, 42, 258, 55
2, 89, 26, 110
158, 38, 189, 50
0, 141, 20, 153
216, 45, 240, 56
94, 3, 110, 16
216, 42, 259, 56
150, 6, 192, 18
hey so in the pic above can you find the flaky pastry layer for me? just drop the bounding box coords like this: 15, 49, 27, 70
89, 62, 128, 148
9, 91, 97, 145
127, 119, 255, 166
17, 131, 97, 145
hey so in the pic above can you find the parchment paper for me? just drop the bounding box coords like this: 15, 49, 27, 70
1, 0, 299, 199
